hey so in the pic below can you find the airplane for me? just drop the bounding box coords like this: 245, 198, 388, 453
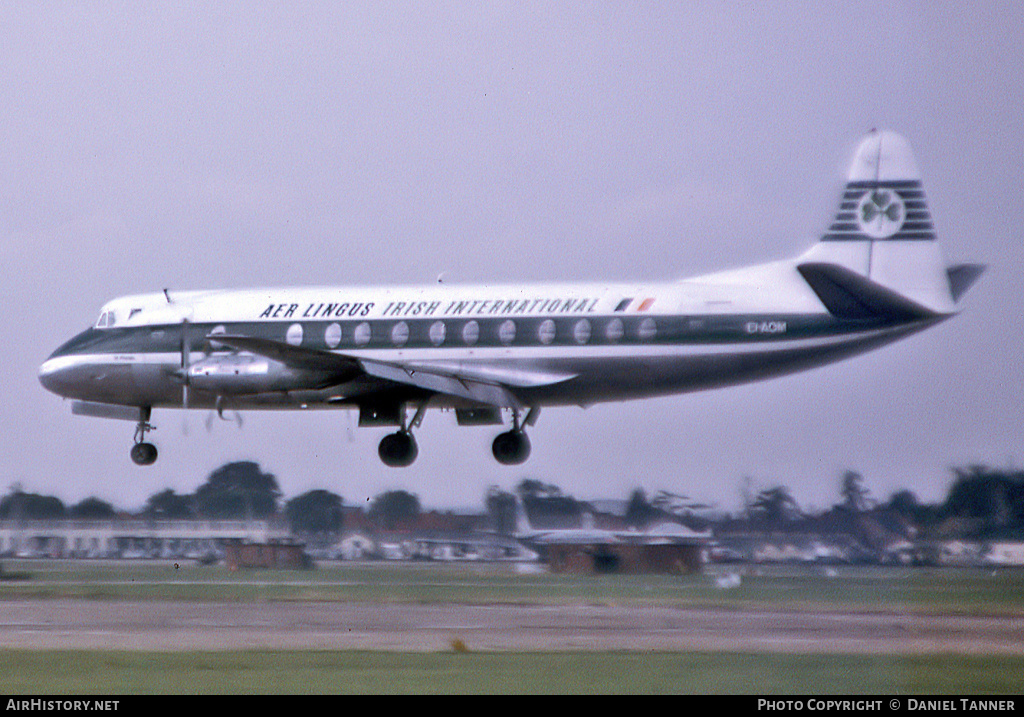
512, 497, 710, 546
39, 130, 984, 468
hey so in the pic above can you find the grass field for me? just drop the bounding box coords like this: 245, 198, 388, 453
1, 560, 1022, 693
3, 559, 1024, 616
2, 649, 1024, 694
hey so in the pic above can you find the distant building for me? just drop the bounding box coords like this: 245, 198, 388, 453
223, 539, 311, 570
0, 519, 288, 560
545, 541, 705, 574
985, 542, 1024, 566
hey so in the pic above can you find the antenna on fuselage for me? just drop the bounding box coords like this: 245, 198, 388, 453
163, 288, 172, 304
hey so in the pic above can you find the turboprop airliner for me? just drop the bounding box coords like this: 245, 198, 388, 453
39, 130, 984, 467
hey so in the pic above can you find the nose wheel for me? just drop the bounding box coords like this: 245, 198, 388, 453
131, 407, 158, 466
130, 441, 158, 466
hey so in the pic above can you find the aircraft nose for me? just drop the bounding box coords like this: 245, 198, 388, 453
38, 355, 75, 397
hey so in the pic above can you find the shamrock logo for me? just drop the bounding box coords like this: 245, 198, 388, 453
856, 189, 905, 238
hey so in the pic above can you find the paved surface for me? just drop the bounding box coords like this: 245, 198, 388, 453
0, 600, 1022, 653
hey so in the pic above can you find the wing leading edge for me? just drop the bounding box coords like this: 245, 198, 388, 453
209, 334, 576, 409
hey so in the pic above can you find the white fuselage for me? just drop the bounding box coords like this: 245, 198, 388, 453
38, 257, 939, 413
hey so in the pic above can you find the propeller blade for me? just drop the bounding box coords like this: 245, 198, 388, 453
210, 395, 243, 429
181, 318, 191, 434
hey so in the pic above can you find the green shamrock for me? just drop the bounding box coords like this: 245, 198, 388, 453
861, 190, 902, 224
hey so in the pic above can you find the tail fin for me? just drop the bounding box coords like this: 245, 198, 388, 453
514, 496, 532, 536
800, 130, 963, 314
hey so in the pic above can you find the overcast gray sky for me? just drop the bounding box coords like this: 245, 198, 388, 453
3, 1, 1021, 514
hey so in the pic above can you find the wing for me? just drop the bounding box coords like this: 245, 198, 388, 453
210, 334, 576, 409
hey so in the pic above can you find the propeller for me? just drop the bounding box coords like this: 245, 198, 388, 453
165, 302, 242, 433
206, 395, 244, 432
180, 317, 192, 435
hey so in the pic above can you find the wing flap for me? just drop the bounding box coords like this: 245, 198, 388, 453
358, 360, 524, 409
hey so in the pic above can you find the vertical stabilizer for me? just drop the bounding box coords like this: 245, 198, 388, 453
800, 130, 956, 314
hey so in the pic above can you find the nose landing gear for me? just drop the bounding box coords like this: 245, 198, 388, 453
131, 407, 158, 466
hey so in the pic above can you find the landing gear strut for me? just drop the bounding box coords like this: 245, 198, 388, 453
491, 407, 538, 465
131, 407, 158, 466
377, 403, 426, 468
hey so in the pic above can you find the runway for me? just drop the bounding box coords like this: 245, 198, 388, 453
1, 600, 1021, 654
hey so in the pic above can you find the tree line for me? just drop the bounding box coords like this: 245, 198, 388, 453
5, 461, 1024, 541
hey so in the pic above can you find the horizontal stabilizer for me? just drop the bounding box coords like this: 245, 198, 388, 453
797, 262, 938, 321
947, 263, 986, 302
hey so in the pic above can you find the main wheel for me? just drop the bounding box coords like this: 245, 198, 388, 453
492, 430, 531, 465
378, 431, 418, 467
130, 442, 158, 466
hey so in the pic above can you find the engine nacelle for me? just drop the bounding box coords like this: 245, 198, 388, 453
187, 354, 330, 395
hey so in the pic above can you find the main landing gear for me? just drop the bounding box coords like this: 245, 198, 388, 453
491, 407, 538, 466
130, 407, 158, 466
378, 430, 418, 467
376, 405, 539, 467
377, 404, 426, 468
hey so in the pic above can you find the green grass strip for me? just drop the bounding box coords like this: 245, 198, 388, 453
1, 650, 1022, 694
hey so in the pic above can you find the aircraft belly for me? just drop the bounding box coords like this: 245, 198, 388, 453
512, 323, 930, 406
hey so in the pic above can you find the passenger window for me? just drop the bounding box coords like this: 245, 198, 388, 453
538, 319, 556, 345
392, 321, 410, 347
498, 320, 516, 345
638, 317, 657, 341
462, 320, 479, 346
429, 321, 446, 346
286, 323, 304, 346
354, 322, 371, 347
573, 319, 591, 345
605, 318, 624, 343
325, 323, 342, 349
209, 325, 227, 349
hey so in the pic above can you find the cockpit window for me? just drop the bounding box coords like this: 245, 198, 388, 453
95, 311, 117, 329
